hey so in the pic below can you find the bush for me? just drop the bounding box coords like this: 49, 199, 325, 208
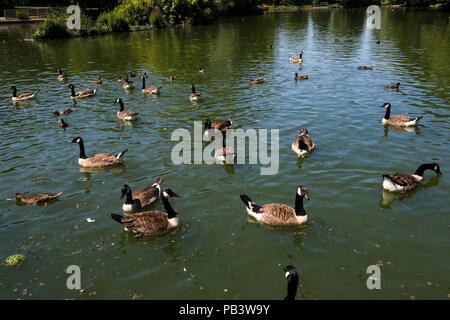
32, 17, 70, 39
15, 10, 29, 20
150, 9, 164, 27
96, 10, 130, 32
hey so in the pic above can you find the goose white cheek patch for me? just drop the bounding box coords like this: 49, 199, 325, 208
285, 271, 290, 279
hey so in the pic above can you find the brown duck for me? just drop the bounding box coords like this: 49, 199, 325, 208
14, 192, 62, 205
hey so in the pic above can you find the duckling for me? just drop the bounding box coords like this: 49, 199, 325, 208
294, 73, 309, 80
249, 78, 265, 85
57, 68, 67, 81
70, 136, 128, 168
122, 77, 135, 90
53, 108, 73, 117
68, 84, 97, 99
204, 116, 234, 137
291, 128, 315, 157
198, 66, 206, 73
189, 84, 202, 101
386, 82, 400, 89
90, 76, 102, 84
214, 129, 236, 163
240, 186, 310, 226
382, 163, 442, 192
358, 66, 374, 70
14, 192, 62, 205
283, 265, 299, 300
111, 188, 180, 235
11, 86, 39, 102
140, 74, 161, 94
121, 178, 164, 213
58, 118, 68, 129
380, 103, 423, 127
114, 98, 138, 121
289, 51, 303, 63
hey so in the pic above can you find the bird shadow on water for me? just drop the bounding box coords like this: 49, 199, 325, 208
382, 125, 420, 138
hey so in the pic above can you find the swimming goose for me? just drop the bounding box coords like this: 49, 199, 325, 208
381, 103, 423, 127
249, 78, 265, 85
14, 192, 62, 205
57, 68, 67, 81
122, 77, 135, 90
53, 108, 73, 117
240, 186, 309, 225
294, 73, 309, 80
90, 76, 102, 84
358, 66, 374, 70
68, 84, 97, 99
382, 163, 442, 192
121, 178, 164, 213
386, 82, 400, 89
204, 116, 234, 137
169, 74, 176, 82
111, 188, 180, 235
70, 136, 128, 168
189, 84, 202, 101
198, 66, 206, 73
114, 98, 139, 121
292, 128, 315, 157
58, 118, 68, 129
11, 86, 39, 102
214, 129, 236, 163
283, 265, 299, 300
140, 74, 161, 94
289, 51, 303, 63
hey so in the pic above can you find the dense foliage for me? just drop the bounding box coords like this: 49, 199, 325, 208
32, 16, 71, 39
260, 0, 449, 7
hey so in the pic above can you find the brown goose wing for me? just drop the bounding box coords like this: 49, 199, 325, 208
121, 211, 168, 235
17, 92, 36, 99
88, 153, 120, 164
118, 110, 138, 118
388, 115, 413, 125
385, 173, 419, 191
133, 187, 159, 208
212, 120, 231, 131
260, 203, 296, 225
302, 135, 314, 150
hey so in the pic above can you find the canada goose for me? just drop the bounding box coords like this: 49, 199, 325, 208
204, 116, 234, 137
90, 76, 102, 84
381, 103, 423, 127
122, 77, 134, 90
376, 40, 381, 44
214, 129, 235, 163
114, 98, 138, 121
11, 86, 39, 102
140, 74, 161, 94
294, 73, 309, 80
57, 68, 66, 81
289, 51, 303, 63
68, 84, 97, 99
240, 186, 309, 225
249, 78, 265, 85
117, 76, 125, 82
383, 163, 441, 192
198, 66, 205, 73
14, 192, 62, 205
292, 128, 315, 157
58, 118, 68, 129
269, 44, 273, 49
70, 136, 128, 168
283, 265, 299, 300
111, 188, 180, 235
358, 66, 374, 70
189, 84, 202, 101
386, 82, 400, 89
169, 74, 176, 82
53, 108, 73, 117
121, 178, 164, 213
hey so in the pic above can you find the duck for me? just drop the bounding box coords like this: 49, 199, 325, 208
382, 163, 442, 192
53, 108, 73, 117
249, 78, 265, 85
122, 77, 135, 90
289, 51, 303, 63
358, 66, 374, 70
68, 84, 97, 99
111, 188, 180, 235
294, 73, 309, 80
204, 116, 234, 137
57, 68, 67, 81
14, 192, 62, 205
291, 128, 315, 157
214, 129, 236, 163
70, 136, 128, 168
169, 74, 176, 82
117, 76, 125, 82
58, 118, 68, 129
283, 265, 299, 300
386, 82, 400, 89
140, 74, 161, 94
189, 84, 202, 101
240, 186, 309, 225
114, 98, 139, 121
121, 178, 164, 213
90, 76, 102, 84
198, 66, 206, 73
380, 103, 423, 127
11, 86, 39, 102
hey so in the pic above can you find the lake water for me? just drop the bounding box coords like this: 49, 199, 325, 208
0, 8, 448, 300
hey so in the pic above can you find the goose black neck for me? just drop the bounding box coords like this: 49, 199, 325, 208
162, 196, 177, 219
125, 189, 133, 204
191, 86, 196, 94
118, 100, 124, 111
78, 139, 87, 159
284, 275, 299, 300
415, 163, 434, 177
295, 193, 306, 216
141, 77, 146, 89
12, 87, 17, 97
384, 106, 391, 120
222, 130, 227, 148
59, 69, 63, 75
70, 86, 75, 97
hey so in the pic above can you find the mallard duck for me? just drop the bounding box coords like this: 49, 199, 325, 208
294, 73, 309, 80
111, 188, 180, 235
289, 51, 303, 63
386, 82, 400, 89
53, 108, 73, 117
381, 103, 423, 127
189, 84, 202, 101
121, 178, 164, 213
283, 265, 299, 300
68, 84, 97, 99
214, 129, 235, 163
204, 116, 234, 137
140, 74, 161, 94
114, 98, 138, 121
58, 118, 68, 129
11, 86, 39, 102
382, 163, 442, 192
249, 78, 265, 85
57, 68, 67, 81
358, 66, 374, 70
292, 128, 315, 157
90, 76, 102, 84
70, 136, 128, 168
14, 192, 62, 205
240, 186, 309, 225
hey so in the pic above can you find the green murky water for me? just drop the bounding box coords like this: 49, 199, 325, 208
0, 9, 449, 299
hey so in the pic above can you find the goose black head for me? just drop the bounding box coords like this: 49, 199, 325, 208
381, 102, 391, 109
121, 184, 131, 199
432, 163, 442, 176
68, 84, 74, 88
162, 189, 180, 198
70, 136, 82, 144
10, 85, 16, 90
295, 72, 299, 77
53, 110, 60, 117
204, 119, 212, 130
396, 82, 400, 86
297, 186, 309, 200
114, 98, 122, 104
57, 68, 62, 73
283, 265, 299, 300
